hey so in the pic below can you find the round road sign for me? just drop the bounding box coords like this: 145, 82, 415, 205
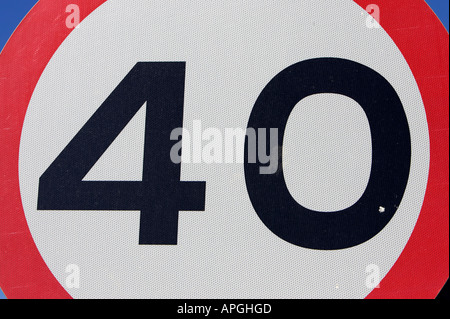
0, 0, 448, 299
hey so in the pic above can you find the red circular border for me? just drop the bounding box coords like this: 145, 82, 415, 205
0, 0, 448, 299
0, 0, 106, 299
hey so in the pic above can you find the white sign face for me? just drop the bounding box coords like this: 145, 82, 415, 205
18, 0, 430, 299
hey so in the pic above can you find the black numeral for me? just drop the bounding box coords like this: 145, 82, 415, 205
244, 58, 411, 250
37, 62, 206, 245
39, 59, 411, 250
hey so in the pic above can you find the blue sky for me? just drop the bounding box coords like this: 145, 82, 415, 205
0, 0, 448, 300
427, 0, 450, 30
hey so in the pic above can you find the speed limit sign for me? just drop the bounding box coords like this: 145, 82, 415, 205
0, 0, 448, 299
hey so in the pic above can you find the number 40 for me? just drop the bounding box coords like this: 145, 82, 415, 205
38, 58, 411, 250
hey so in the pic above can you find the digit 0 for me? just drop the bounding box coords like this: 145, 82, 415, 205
245, 58, 411, 250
